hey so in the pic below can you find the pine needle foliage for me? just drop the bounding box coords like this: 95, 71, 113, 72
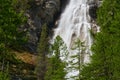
35, 23, 49, 80
45, 36, 66, 80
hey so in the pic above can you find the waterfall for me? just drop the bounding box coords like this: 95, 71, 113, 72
52, 0, 99, 79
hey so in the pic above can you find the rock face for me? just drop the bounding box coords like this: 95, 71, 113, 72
88, 0, 103, 20
60, 0, 69, 11
89, 3, 98, 20
24, 0, 68, 53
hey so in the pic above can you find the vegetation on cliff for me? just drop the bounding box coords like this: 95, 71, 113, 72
0, 0, 33, 79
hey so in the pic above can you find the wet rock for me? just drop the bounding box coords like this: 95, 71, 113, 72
88, 0, 102, 20
89, 2, 98, 20
23, 0, 62, 53
60, 0, 69, 11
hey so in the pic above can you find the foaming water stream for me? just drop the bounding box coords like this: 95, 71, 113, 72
51, 0, 99, 79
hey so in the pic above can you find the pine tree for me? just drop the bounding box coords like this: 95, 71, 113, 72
68, 39, 85, 80
45, 36, 67, 80
0, 0, 27, 49
0, 0, 28, 79
80, 0, 120, 80
35, 23, 49, 80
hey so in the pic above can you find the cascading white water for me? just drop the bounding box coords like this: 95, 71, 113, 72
52, 0, 98, 79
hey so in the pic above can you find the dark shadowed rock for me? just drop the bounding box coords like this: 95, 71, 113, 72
88, 0, 103, 21
23, 0, 63, 53
89, 3, 98, 20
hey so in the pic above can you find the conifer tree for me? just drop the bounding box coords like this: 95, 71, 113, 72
68, 39, 85, 80
0, 0, 28, 79
80, 0, 120, 80
0, 0, 27, 49
35, 23, 49, 80
45, 36, 67, 80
